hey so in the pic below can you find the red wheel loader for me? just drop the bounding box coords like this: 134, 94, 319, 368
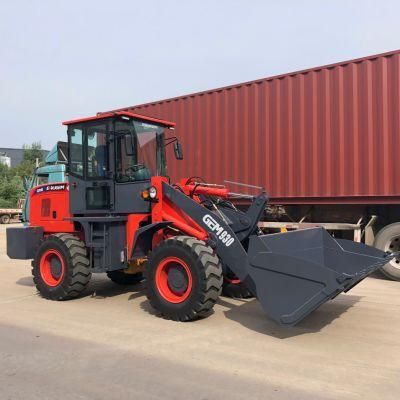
6, 111, 394, 326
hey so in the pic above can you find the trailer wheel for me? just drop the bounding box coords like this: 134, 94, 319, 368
374, 223, 400, 281
0, 214, 10, 224
32, 233, 91, 300
145, 236, 223, 321
107, 270, 143, 285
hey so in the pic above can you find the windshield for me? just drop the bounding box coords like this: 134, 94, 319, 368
115, 119, 166, 182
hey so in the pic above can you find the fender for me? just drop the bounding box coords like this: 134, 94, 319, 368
130, 221, 171, 259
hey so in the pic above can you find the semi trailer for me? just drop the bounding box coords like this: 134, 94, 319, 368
107, 49, 400, 280
0, 203, 22, 224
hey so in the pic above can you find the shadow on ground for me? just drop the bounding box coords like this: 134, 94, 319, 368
219, 294, 362, 338
16, 273, 363, 338
16, 274, 146, 300
368, 270, 390, 280
16, 276, 35, 287
85, 275, 145, 300
138, 298, 215, 319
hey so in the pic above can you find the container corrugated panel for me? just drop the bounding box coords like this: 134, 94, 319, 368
109, 50, 400, 204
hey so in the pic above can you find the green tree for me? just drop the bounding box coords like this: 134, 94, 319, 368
0, 162, 11, 179
0, 164, 12, 207
0, 175, 22, 208
22, 142, 43, 164
0, 142, 42, 208
13, 159, 36, 180
14, 142, 43, 179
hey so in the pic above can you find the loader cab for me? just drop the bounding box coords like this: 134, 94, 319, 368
63, 112, 176, 216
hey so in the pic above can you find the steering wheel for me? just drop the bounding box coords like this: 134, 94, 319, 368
125, 164, 146, 178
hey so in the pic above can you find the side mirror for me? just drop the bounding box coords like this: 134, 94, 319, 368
173, 141, 184, 160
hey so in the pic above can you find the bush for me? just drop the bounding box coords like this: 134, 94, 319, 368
0, 198, 14, 208
0, 176, 23, 208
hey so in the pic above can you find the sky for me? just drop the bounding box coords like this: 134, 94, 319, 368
1, 0, 400, 150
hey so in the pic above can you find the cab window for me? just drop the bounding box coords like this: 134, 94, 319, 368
87, 124, 108, 179
114, 120, 163, 183
69, 127, 84, 176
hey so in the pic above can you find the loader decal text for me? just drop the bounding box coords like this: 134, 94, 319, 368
34, 184, 67, 195
202, 214, 235, 247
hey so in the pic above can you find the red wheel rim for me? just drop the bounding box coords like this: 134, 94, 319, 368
40, 249, 65, 287
155, 257, 193, 303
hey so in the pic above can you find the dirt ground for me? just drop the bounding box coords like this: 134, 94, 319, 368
0, 223, 399, 400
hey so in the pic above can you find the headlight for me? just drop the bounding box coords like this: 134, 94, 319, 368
141, 186, 157, 200
149, 186, 157, 199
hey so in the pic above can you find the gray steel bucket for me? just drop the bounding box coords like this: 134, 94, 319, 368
246, 227, 392, 326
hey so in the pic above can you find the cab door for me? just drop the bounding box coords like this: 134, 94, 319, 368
113, 127, 151, 214
68, 121, 114, 215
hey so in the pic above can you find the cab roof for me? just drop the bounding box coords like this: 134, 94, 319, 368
62, 111, 176, 127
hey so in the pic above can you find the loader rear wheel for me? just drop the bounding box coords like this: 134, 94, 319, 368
145, 236, 223, 321
107, 270, 143, 285
374, 223, 400, 281
32, 234, 91, 300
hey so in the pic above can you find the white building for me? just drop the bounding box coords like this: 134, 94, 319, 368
0, 153, 11, 168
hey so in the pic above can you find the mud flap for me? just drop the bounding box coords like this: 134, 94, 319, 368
247, 227, 392, 326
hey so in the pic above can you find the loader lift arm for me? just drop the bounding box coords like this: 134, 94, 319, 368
162, 181, 255, 282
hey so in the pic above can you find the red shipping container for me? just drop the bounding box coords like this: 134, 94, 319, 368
107, 50, 400, 205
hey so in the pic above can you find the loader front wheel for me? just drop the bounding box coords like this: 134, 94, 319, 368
145, 236, 223, 321
32, 234, 91, 300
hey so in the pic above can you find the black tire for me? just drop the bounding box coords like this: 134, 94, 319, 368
107, 270, 143, 285
32, 233, 91, 300
145, 236, 223, 321
374, 223, 400, 281
374, 222, 400, 281
0, 214, 10, 224
222, 280, 254, 299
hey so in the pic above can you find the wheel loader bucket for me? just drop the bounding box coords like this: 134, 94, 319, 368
246, 227, 392, 327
